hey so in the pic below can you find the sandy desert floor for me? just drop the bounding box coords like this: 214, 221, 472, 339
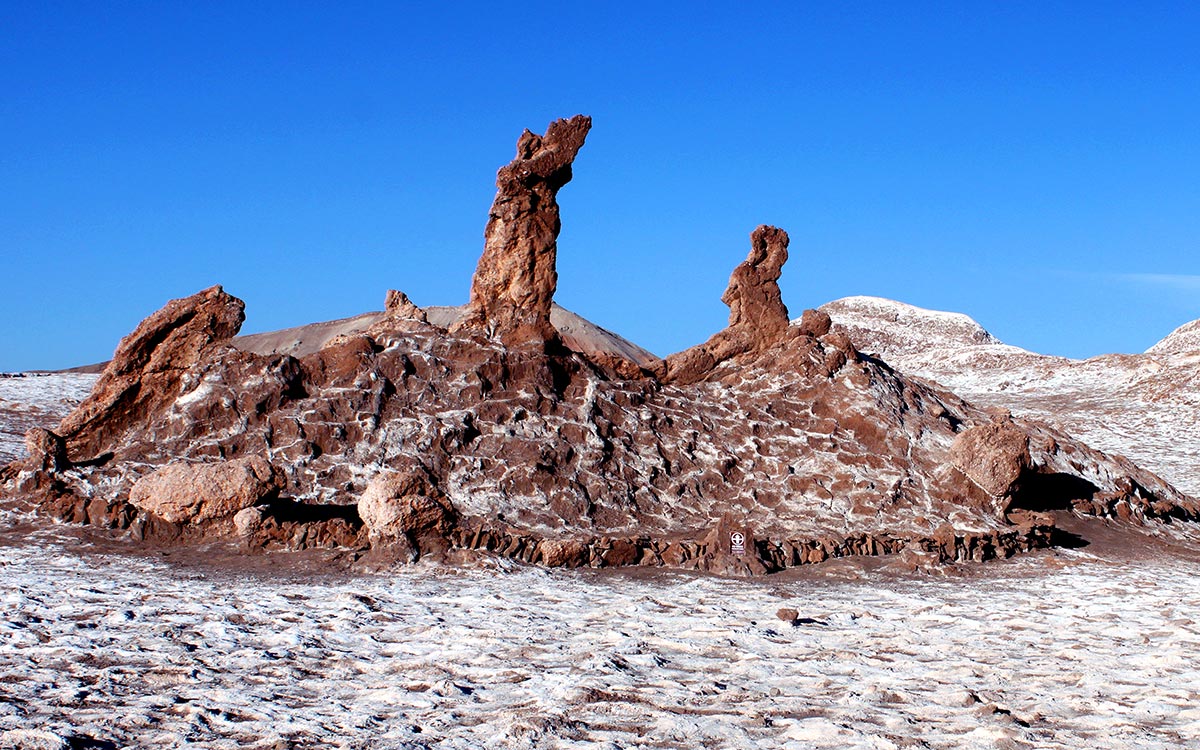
1, 515, 1199, 750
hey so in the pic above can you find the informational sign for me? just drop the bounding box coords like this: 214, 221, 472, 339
730, 531, 746, 556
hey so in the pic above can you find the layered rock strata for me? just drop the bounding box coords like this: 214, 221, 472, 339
4, 116, 1198, 575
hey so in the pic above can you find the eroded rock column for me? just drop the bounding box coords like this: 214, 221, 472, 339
452, 115, 592, 347
662, 225, 792, 383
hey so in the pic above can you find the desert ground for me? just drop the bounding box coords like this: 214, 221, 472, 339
3, 510, 1200, 749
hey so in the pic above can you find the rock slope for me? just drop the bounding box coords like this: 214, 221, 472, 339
4, 118, 1198, 575
823, 295, 1200, 497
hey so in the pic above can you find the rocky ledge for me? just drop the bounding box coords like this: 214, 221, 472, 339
4, 115, 1198, 575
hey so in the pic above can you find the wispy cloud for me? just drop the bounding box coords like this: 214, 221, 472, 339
1113, 273, 1200, 291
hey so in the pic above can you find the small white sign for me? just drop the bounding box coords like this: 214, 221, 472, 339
730, 532, 746, 556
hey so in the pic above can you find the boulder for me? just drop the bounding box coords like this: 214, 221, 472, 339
24, 428, 69, 473
536, 538, 590, 567
453, 115, 592, 347
129, 455, 282, 525
797, 308, 833, 338
950, 422, 1032, 500
358, 469, 454, 540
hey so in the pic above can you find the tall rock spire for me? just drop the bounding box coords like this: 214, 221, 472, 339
662, 225, 792, 383
453, 115, 592, 347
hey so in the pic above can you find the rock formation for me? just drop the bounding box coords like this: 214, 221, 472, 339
57, 285, 244, 460
4, 116, 1199, 576
662, 225, 796, 383
452, 114, 592, 347
383, 289, 427, 322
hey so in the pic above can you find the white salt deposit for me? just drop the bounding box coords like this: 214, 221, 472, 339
0, 374, 97, 464
1, 521, 1199, 749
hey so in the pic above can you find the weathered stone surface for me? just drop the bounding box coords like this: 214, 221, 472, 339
662, 225, 794, 383
452, 115, 592, 347
57, 285, 245, 460
383, 289, 428, 322
724, 225, 790, 335
797, 308, 833, 338
233, 506, 264, 536
950, 421, 1032, 499
358, 469, 454, 540
536, 539, 590, 567
129, 455, 282, 525
24, 428, 69, 473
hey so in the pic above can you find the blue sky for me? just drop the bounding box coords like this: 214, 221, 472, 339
3, 2, 1199, 370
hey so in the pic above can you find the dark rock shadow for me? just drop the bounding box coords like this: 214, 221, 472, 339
69, 736, 118, 750
1049, 527, 1091, 549
1010, 472, 1099, 512
262, 497, 362, 525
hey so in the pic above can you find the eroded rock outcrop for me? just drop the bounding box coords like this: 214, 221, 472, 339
383, 290, 427, 322
57, 285, 244, 461
5, 115, 1198, 576
452, 115, 592, 347
662, 225, 796, 383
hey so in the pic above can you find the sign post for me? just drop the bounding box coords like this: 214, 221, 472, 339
730, 531, 746, 557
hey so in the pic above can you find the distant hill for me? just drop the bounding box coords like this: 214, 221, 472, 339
823, 295, 1200, 496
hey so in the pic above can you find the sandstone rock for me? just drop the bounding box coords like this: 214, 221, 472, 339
233, 506, 265, 536
724, 225, 790, 335
663, 225, 793, 383
358, 469, 454, 540
797, 308, 832, 338
23, 428, 69, 473
536, 538, 590, 567
129, 455, 282, 525
58, 285, 245, 460
950, 422, 1032, 499
452, 115, 592, 347
384, 289, 427, 321
776, 607, 799, 623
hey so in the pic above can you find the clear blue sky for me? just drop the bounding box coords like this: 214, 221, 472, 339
3, 2, 1199, 370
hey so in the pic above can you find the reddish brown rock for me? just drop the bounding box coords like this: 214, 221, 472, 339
949, 421, 1032, 502
724, 225, 791, 335
358, 468, 454, 541
453, 115, 592, 347
663, 225, 793, 383
57, 285, 245, 460
129, 455, 282, 525
24, 428, 69, 473
797, 308, 833, 338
